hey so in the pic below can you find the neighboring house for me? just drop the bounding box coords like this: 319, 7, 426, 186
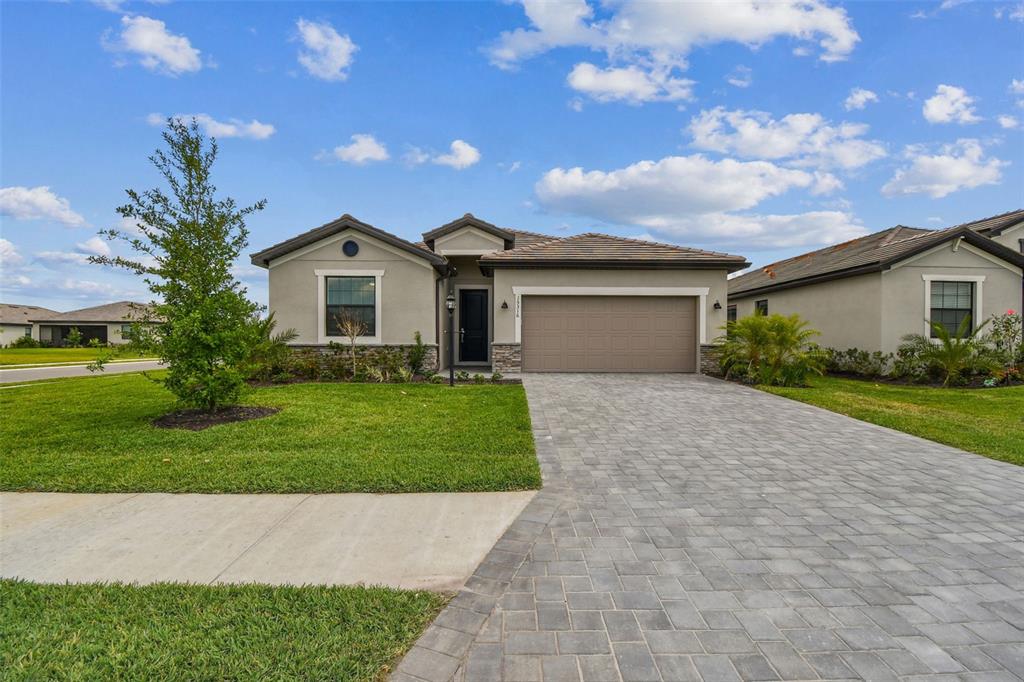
250, 213, 749, 373
0, 304, 58, 346
728, 210, 1024, 354
32, 301, 153, 346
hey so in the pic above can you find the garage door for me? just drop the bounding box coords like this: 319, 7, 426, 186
522, 296, 697, 372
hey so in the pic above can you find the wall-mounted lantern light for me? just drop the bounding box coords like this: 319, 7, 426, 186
713, 300, 722, 310
446, 293, 456, 386
446, 293, 456, 311
501, 300, 509, 310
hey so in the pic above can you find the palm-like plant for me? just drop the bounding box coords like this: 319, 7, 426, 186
245, 312, 299, 380
717, 314, 824, 386
914, 315, 990, 387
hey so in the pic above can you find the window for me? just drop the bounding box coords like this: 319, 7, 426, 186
727, 305, 737, 323
325, 276, 376, 336
1018, 238, 1023, 254
23, 326, 32, 337
754, 299, 768, 316
930, 281, 974, 337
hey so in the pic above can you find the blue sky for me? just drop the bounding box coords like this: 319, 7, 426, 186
1, 0, 1022, 311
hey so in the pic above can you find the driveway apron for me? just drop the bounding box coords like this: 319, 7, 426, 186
394, 374, 1024, 682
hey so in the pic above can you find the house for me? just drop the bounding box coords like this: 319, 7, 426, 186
32, 301, 153, 347
250, 214, 749, 373
728, 210, 1024, 354
0, 304, 58, 346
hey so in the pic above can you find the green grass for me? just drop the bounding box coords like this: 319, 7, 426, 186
0, 579, 447, 681
0, 347, 152, 366
0, 373, 540, 493
762, 375, 1024, 466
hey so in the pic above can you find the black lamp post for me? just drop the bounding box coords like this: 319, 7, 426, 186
446, 292, 456, 386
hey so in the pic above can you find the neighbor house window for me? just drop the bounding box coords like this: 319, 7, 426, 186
930, 281, 974, 337
727, 305, 737, 323
755, 300, 768, 316
325, 276, 376, 336
23, 326, 31, 337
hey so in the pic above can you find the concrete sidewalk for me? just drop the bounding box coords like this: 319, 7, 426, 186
0, 360, 163, 384
0, 491, 535, 591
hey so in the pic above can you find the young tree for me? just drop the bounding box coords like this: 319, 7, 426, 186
335, 311, 367, 377
91, 118, 266, 412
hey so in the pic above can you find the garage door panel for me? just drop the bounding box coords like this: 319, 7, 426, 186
522, 295, 696, 372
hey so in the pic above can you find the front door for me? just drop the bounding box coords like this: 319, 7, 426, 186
459, 289, 488, 363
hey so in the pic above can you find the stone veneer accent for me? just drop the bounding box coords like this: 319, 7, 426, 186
491, 343, 522, 374
291, 344, 438, 373
699, 343, 723, 375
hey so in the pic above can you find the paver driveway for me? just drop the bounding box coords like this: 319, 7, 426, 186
394, 374, 1024, 682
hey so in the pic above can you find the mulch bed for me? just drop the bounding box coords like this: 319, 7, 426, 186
152, 406, 281, 431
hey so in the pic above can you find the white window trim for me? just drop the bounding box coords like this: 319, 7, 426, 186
510, 286, 711, 344
315, 269, 384, 345
454, 284, 493, 365
922, 274, 984, 338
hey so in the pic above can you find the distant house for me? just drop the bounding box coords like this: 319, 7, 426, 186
0, 304, 58, 346
32, 301, 154, 347
728, 210, 1024, 354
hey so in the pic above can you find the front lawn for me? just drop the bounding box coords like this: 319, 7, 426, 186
0, 373, 540, 493
0, 347, 152, 367
0, 580, 446, 681
762, 376, 1024, 466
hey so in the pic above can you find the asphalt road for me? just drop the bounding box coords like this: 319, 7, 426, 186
0, 360, 163, 385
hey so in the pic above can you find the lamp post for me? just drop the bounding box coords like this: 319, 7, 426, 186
446, 292, 456, 386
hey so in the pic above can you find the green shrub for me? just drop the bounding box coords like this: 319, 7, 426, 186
456, 370, 470, 382
65, 327, 83, 348
898, 315, 994, 387
717, 314, 825, 387
472, 373, 485, 384
9, 336, 40, 349
407, 331, 428, 375
491, 372, 503, 383
243, 313, 298, 382
429, 374, 445, 384
825, 347, 892, 377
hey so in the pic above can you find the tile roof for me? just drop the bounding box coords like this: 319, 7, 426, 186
729, 221, 1024, 298
952, 208, 1024, 237
34, 301, 154, 323
250, 214, 448, 268
0, 303, 59, 325
478, 233, 750, 271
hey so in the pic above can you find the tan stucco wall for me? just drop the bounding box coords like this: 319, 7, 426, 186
730, 273, 884, 351
1, 323, 33, 346
434, 228, 504, 255
880, 241, 1022, 353
267, 230, 437, 345
491, 268, 730, 345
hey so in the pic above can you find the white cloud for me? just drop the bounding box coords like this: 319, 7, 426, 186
35, 251, 91, 265
726, 65, 753, 89
844, 87, 878, 110
0, 186, 86, 227
433, 140, 481, 169
810, 171, 844, 195
147, 112, 275, 140
994, 3, 1024, 21
568, 98, 584, 112
487, 0, 857, 106
922, 84, 981, 124
296, 18, 357, 82
687, 107, 886, 170
998, 115, 1019, 129
1011, 79, 1024, 94
402, 146, 430, 167
0, 238, 24, 267
57, 279, 120, 297
103, 15, 202, 76
323, 134, 389, 165
882, 139, 1007, 198
77, 236, 112, 257
567, 62, 694, 103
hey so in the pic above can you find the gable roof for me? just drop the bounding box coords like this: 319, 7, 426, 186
955, 208, 1024, 237
0, 303, 59, 325
478, 233, 750, 272
250, 214, 447, 269
729, 224, 1024, 299
34, 301, 154, 323
422, 213, 515, 249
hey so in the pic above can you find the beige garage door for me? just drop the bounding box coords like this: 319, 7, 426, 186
522, 296, 697, 372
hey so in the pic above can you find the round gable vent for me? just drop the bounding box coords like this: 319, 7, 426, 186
342, 240, 359, 257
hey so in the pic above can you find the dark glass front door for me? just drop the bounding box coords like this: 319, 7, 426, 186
459, 289, 488, 363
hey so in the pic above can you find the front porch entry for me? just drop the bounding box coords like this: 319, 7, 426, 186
457, 288, 489, 365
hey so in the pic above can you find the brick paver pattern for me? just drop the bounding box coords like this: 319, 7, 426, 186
400, 374, 1024, 682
